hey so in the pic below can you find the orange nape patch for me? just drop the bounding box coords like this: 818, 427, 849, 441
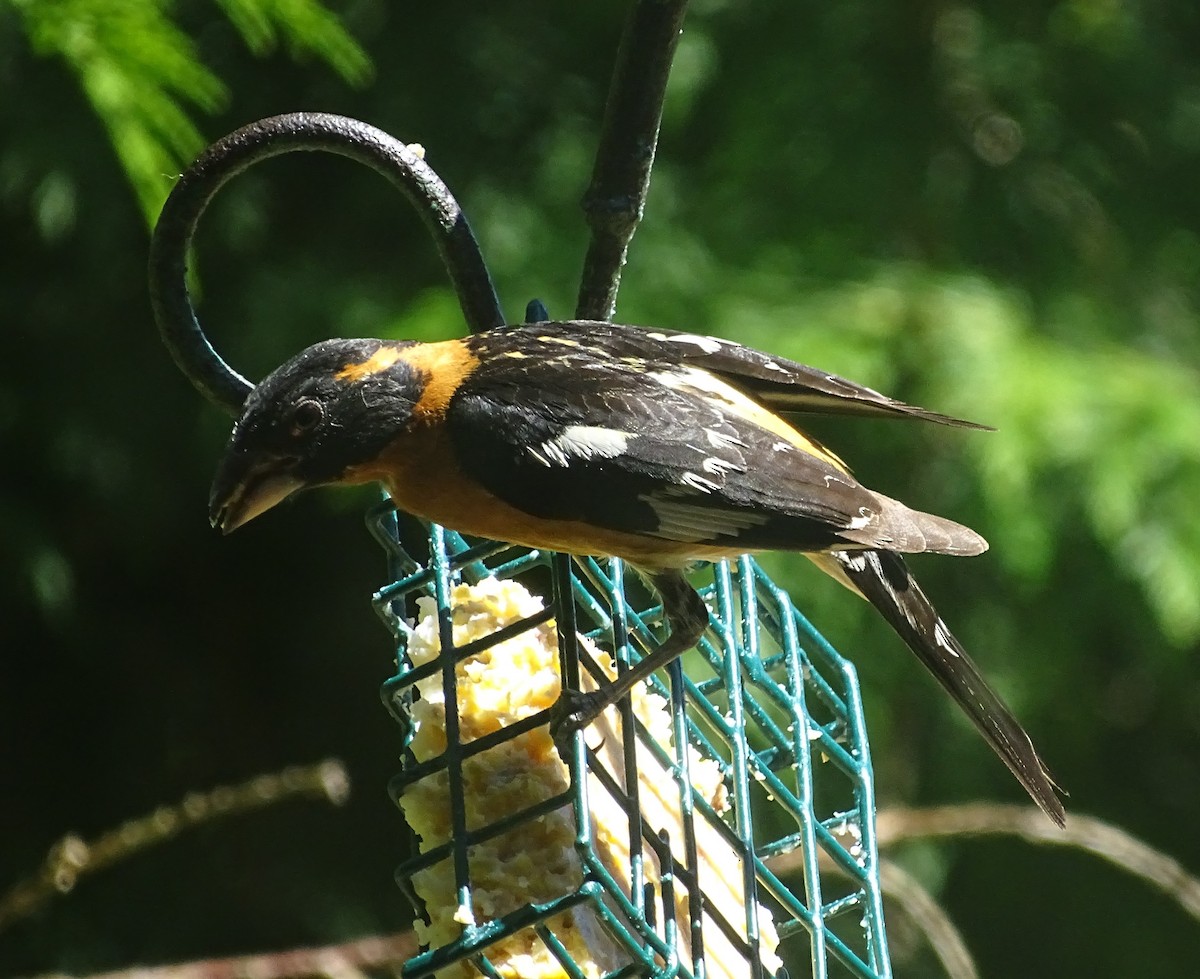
335, 345, 406, 382
398, 339, 482, 422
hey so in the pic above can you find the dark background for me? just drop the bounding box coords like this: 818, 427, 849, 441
3, 1, 1199, 976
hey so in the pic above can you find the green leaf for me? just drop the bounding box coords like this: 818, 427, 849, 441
10, 0, 372, 223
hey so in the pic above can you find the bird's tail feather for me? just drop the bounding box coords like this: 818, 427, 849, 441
812, 549, 1066, 825
839, 493, 990, 557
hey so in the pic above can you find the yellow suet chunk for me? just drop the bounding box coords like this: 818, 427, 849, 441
397, 577, 782, 978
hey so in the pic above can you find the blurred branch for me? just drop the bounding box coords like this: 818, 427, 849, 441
875, 803, 1200, 923
773, 802, 1200, 971
877, 857, 979, 979
10, 0, 370, 224
575, 0, 689, 320
25, 932, 417, 979
770, 834, 979, 977
0, 760, 349, 931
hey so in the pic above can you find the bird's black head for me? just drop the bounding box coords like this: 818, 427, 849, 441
208, 337, 421, 533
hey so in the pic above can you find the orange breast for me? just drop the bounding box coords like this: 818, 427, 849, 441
343, 424, 737, 570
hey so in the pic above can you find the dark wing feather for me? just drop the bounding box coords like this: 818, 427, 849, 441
520, 321, 992, 430
450, 339, 983, 556
824, 549, 1065, 824
449, 361, 871, 551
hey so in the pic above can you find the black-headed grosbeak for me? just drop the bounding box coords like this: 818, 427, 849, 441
209, 320, 1065, 825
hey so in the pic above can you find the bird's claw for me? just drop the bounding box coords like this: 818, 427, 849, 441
548, 687, 606, 761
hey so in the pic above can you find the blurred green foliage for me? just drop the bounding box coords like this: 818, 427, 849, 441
2, 1, 1198, 977
9, 0, 370, 220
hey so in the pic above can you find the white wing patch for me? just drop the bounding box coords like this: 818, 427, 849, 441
650, 364, 736, 398
642, 490, 771, 543
701, 455, 742, 478
841, 553, 868, 572
679, 471, 722, 493
645, 331, 729, 354
934, 619, 961, 657
528, 425, 632, 467
665, 333, 725, 354
846, 509, 874, 530
706, 427, 746, 451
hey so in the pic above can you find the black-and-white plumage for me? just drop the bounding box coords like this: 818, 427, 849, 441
452, 323, 987, 561
208, 319, 1066, 824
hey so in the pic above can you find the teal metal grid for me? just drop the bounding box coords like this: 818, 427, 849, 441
367, 502, 892, 978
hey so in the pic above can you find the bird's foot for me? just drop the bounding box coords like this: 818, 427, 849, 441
548, 687, 608, 761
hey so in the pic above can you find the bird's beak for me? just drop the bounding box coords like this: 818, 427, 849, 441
208, 452, 303, 534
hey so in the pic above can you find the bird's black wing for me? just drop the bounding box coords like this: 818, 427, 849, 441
451, 332, 983, 557
820, 549, 1066, 824
529, 321, 992, 429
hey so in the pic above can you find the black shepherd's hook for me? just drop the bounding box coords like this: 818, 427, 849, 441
148, 112, 505, 417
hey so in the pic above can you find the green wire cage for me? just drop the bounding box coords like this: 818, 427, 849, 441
367, 504, 893, 979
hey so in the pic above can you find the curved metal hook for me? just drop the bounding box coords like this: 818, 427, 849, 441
148, 112, 505, 417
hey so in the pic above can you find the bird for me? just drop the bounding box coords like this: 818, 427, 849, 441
208, 319, 1066, 825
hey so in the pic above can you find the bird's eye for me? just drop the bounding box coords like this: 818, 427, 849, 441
289, 399, 324, 436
